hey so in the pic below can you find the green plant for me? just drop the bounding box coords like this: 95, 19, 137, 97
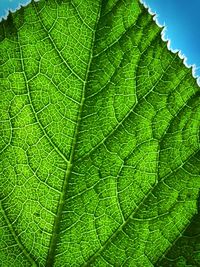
0, 0, 199, 266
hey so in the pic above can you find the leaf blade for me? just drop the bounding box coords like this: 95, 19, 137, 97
0, 0, 200, 266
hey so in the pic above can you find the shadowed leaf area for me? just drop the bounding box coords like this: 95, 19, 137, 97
0, 0, 200, 266
157, 188, 200, 267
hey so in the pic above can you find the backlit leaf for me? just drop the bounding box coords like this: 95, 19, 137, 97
0, 0, 200, 266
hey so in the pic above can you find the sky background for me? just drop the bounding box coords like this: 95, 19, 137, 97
0, 0, 200, 82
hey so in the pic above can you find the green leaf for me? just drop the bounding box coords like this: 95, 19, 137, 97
0, 0, 199, 266
157, 206, 200, 267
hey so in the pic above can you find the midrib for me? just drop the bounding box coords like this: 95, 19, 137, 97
45, 3, 102, 266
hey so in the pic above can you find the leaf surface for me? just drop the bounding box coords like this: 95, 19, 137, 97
157, 207, 200, 266
0, 0, 200, 266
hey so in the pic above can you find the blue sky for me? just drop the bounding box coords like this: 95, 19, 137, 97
142, 0, 200, 81
0, 0, 200, 83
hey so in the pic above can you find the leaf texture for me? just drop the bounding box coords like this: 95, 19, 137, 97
0, 0, 200, 266
157, 203, 200, 267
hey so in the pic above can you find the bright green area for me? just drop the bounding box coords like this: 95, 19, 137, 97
0, 0, 200, 266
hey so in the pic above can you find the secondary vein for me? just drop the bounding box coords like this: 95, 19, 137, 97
0, 201, 37, 267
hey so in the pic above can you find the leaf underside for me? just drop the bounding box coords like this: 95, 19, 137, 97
0, 0, 200, 266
